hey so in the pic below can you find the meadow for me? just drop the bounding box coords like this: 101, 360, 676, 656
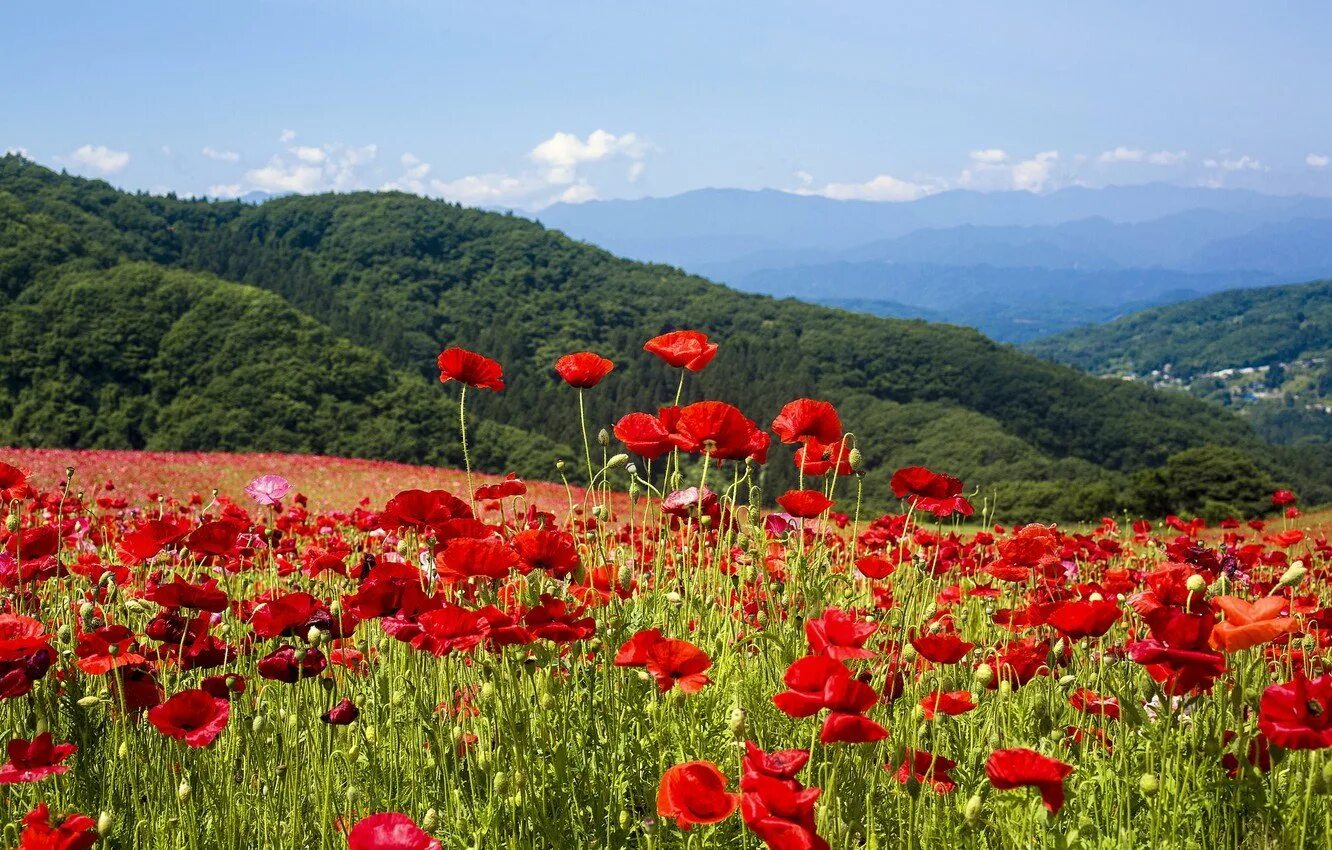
0, 332, 1329, 849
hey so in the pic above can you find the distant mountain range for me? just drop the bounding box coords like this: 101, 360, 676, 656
537, 185, 1332, 341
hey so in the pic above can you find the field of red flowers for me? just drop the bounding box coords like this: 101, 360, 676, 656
1, 332, 1329, 849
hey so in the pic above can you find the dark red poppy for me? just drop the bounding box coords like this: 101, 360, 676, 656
889, 467, 975, 518
257, 645, 328, 682
347, 812, 442, 850
985, 748, 1074, 813
146, 577, 229, 613
200, 674, 246, 701
1068, 688, 1120, 719
554, 352, 615, 388
644, 330, 718, 372
1271, 489, 1297, 507
14, 804, 97, 850
741, 741, 810, 785
1045, 598, 1122, 639
321, 697, 360, 725
657, 761, 740, 829
473, 473, 527, 502
409, 605, 491, 656
771, 399, 842, 445
0, 732, 76, 784
1258, 670, 1332, 750
0, 462, 27, 500
437, 347, 505, 392
511, 528, 580, 578
147, 689, 230, 747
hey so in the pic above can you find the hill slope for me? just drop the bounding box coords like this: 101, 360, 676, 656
1027, 279, 1332, 445
2, 155, 1325, 518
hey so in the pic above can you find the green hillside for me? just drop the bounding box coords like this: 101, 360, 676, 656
2, 154, 1326, 519
1027, 279, 1332, 446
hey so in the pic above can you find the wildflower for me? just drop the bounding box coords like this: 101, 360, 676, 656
985, 748, 1075, 813
321, 698, 360, 726
771, 399, 842, 446
0, 732, 77, 784
348, 812, 443, 850
554, 352, 615, 388
889, 467, 974, 518
1209, 596, 1297, 652
13, 803, 97, 850
644, 330, 718, 372
437, 347, 505, 392
244, 474, 292, 506
657, 761, 740, 829
918, 690, 976, 720
1258, 670, 1332, 750
891, 749, 957, 793
1045, 598, 1122, 639
147, 689, 230, 747
776, 490, 834, 519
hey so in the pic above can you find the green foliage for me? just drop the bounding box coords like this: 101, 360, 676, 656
0, 155, 1309, 519
1130, 445, 1279, 522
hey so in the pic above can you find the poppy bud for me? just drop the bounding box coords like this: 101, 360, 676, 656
177, 779, 192, 802
347, 786, 360, 805
607, 453, 629, 470
540, 693, 556, 711
728, 707, 747, 738
964, 794, 983, 825
1185, 574, 1206, 594
78, 601, 94, 619
1059, 674, 1076, 688
253, 715, 269, 734
974, 663, 994, 687
618, 810, 631, 828
4, 512, 17, 533
1138, 773, 1159, 796
97, 811, 115, 836
494, 772, 509, 794
117, 742, 128, 759
666, 591, 683, 606
848, 448, 864, 469
556, 460, 566, 471
1088, 592, 1103, 602
592, 505, 608, 520
307, 626, 326, 645
596, 428, 611, 447
422, 809, 439, 832
480, 683, 496, 701
78, 695, 104, 708
1277, 564, 1307, 589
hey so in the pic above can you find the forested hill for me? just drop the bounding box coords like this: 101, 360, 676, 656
1026, 279, 1332, 447
2, 155, 1327, 519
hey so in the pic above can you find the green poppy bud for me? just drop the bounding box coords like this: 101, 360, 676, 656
1139, 773, 1159, 796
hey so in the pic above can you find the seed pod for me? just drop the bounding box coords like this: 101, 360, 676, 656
4, 512, 18, 533
607, 453, 628, 470
1277, 564, 1308, 590
1139, 773, 1159, 796
974, 663, 994, 687
728, 707, 747, 739
964, 794, 983, 825
77, 695, 103, 708
422, 809, 439, 832
97, 811, 115, 836
177, 779, 192, 802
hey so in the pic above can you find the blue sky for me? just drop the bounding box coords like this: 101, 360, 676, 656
5, 1, 1331, 207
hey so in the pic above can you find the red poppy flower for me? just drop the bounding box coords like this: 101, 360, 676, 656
1258, 670, 1332, 750
772, 656, 852, 718
74, 625, 146, 675
117, 517, 191, 562
670, 401, 768, 462
804, 608, 877, 661
657, 761, 740, 829
321, 697, 360, 725
918, 690, 976, 720
1271, 489, 1297, 506
554, 352, 615, 388
250, 591, 325, 639
348, 813, 442, 850
4, 525, 59, 561
0, 462, 27, 500
184, 520, 242, 557
793, 439, 855, 477
473, 473, 527, 501
776, 490, 834, 519
613, 411, 676, 459
985, 748, 1074, 813
614, 628, 666, 666
741, 741, 810, 786
771, 399, 842, 445
910, 632, 975, 665
0, 732, 76, 784
644, 330, 718, 372
889, 467, 975, 518
147, 577, 229, 613
892, 749, 958, 793
437, 347, 505, 391
257, 645, 328, 682
644, 638, 713, 693
14, 804, 97, 850
147, 689, 230, 747
1045, 598, 1122, 639
854, 554, 896, 580
1068, 688, 1120, 719
409, 605, 491, 656
435, 537, 521, 582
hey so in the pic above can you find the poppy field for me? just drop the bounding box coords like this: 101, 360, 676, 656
1, 331, 1330, 850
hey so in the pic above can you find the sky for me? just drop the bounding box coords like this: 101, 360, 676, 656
4, 1, 1331, 209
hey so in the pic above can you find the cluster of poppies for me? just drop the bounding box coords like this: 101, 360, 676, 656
0, 328, 1328, 848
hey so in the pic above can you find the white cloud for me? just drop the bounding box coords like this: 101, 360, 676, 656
1099, 146, 1144, 163
794, 170, 814, 186
798, 173, 937, 202
279, 129, 296, 143
202, 146, 240, 163
1307, 154, 1330, 169
245, 159, 325, 193
1010, 150, 1059, 191
529, 129, 646, 185
290, 145, 327, 164
208, 184, 244, 199
970, 148, 1008, 165
556, 182, 599, 204
429, 173, 541, 206
64, 144, 130, 174
382, 152, 432, 194
1146, 150, 1187, 165
1204, 155, 1265, 172
627, 161, 645, 183
4, 146, 29, 158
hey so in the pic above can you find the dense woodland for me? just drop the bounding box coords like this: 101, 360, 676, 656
3, 155, 1328, 520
